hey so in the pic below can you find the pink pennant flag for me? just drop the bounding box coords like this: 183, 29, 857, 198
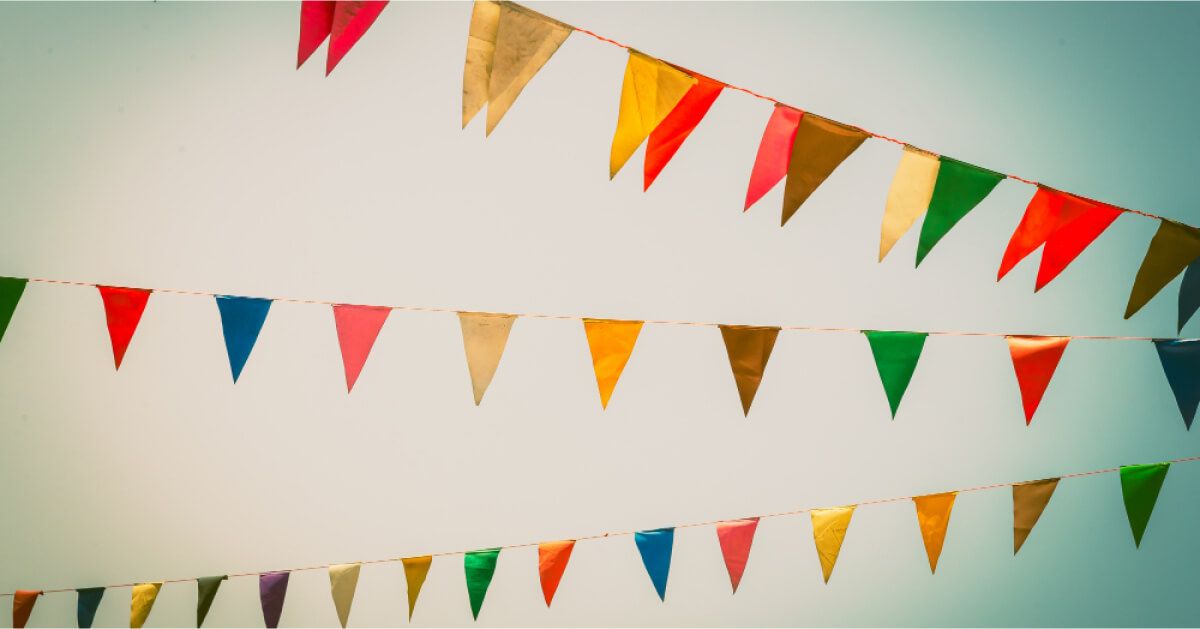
715, 518, 758, 593
744, 105, 802, 211
332, 304, 390, 392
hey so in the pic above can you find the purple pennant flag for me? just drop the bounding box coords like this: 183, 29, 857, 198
259, 571, 290, 629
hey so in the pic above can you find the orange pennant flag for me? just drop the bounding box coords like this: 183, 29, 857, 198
1006, 336, 1069, 425
715, 518, 758, 593
537, 540, 575, 606
582, 319, 644, 409
12, 590, 41, 629
913, 492, 957, 574
781, 113, 869, 226
718, 325, 780, 416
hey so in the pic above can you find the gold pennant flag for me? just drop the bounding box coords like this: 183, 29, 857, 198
880, 146, 940, 261
810, 506, 856, 583
1013, 478, 1059, 554
912, 492, 956, 574
1125, 220, 1200, 319
402, 556, 433, 620
458, 312, 517, 405
610, 50, 696, 179
583, 318, 644, 409
781, 113, 869, 226
718, 325, 780, 416
328, 563, 361, 629
130, 582, 163, 629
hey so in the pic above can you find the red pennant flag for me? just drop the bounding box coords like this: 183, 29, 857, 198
1007, 335, 1069, 425
97, 286, 151, 370
297, 0, 336, 68
998, 187, 1121, 290
327, 1, 389, 75
715, 518, 758, 593
332, 304, 390, 392
537, 540, 575, 607
644, 74, 724, 191
744, 105, 802, 211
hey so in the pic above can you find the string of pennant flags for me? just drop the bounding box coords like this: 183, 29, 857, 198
3, 459, 1186, 628
4, 275, 1200, 427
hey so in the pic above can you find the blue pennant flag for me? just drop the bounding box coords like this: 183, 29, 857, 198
1154, 339, 1200, 430
1179, 260, 1200, 332
634, 527, 674, 601
215, 295, 272, 382
77, 587, 105, 629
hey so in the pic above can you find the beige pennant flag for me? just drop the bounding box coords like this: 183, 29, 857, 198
718, 325, 780, 416
610, 50, 696, 179
1013, 478, 1059, 554
583, 318, 644, 409
880, 146, 940, 261
402, 556, 432, 620
458, 312, 517, 405
913, 492, 957, 574
130, 582, 163, 629
811, 506, 856, 583
781, 113, 869, 226
328, 563, 361, 629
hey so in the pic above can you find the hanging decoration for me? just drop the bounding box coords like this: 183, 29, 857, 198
402, 556, 432, 620
196, 575, 226, 628
297, 0, 389, 74
810, 506, 855, 583
465, 548, 501, 620
332, 304, 391, 393
1153, 339, 1200, 430
76, 587, 104, 629
718, 325, 780, 416
537, 540, 576, 607
215, 295, 273, 383
1012, 478, 1059, 554
912, 492, 957, 574
1119, 463, 1170, 547
259, 571, 290, 629
458, 312, 516, 405
1006, 335, 1070, 425
634, 528, 675, 601
715, 518, 758, 594
582, 318, 643, 409
864, 330, 928, 418
129, 582, 162, 629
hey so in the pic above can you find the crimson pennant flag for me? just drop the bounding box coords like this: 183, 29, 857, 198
297, 1, 388, 74
97, 286, 152, 370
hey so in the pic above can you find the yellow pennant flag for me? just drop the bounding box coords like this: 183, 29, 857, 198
718, 324, 780, 416
458, 312, 517, 405
583, 318, 644, 409
781, 113, 869, 226
130, 582, 162, 629
328, 563, 361, 629
610, 50, 696, 179
810, 506, 856, 583
880, 146, 940, 261
913, 492, 957, 574
402, 556, 433, 620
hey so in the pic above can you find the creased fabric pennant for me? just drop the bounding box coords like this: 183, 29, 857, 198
538, 540, 575, 607
130, 582, 162, 629
811, 506, 855, 583
77, 587, 105, 629
1013, 478, 1059, 554
332, 304, 390, 392
715, 518, 758, 594
744, 105, 802, 211
880, 146, 940, 261
401, 556, 432, 620
196, 575, 226, 628
718, 325, 780, 416
915, 157, 1005, 266
781, 113, 869, 226
643, 74, 723, 190
326, 1, 388, 74
464, 548, 500, 620
1121, 463, 1170, 547
1154, 339, 1200, 430
1035, 199, 1121, 291
329, 563, 361, 628
913, 492, 956, 574
1006, 335, 1069, 425
582, 318, 644, 409
0, 276, 28, 344
864, 330, 927, 418
462, 0, 500, 129
458, 312, 517, 404
97, 286, 151, 370
259, 571, 290, 629
998, 188, 1122, 290
297, 0, 336, 68
634, 527, 674, 601
215, 295, 272, 383
610, 51, 696, 179
12, 590, 40, 629
1126, 220, 1200, 319
1178, 260, 1200, 332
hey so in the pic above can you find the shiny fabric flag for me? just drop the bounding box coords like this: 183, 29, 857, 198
634, 527, 674, 601
1154, 339, 1200, 430
215, 295, 272, 383
0, 276, 27, 344
76, 587, 105, 629
780, 114, 869, 227
332, 304, 390, 392
401, 556, 432, 620
811, 506, 855, 583
12, 590, 40, 629
259, 571, 290, 629
196, 575, 226, 628
1125, 220, 1200, 319
582, 318, 644, 409
744, 105, 802, 211
1120, 463, 1170, 547
718, 324, 780, 416
1006, 335, 1070, 425
864, 330, 928, 418
997, 187, 1122, 290
610, 51, 696, 179
1013, 477, 1059, 554
130, 582, 162, 629
458, 312, 517, 405
643, 74, 724, 190
538, 540, 575, 606
328, 563, 361, 629
462, 0, 572, 135
715, 518, 758, 594
879, 146, 940, 261
464, 548, 501, 620
913, 492, 956, 574
297, 1, 388, 74
915, 158, 1005, 266
1177, 260, 1200, 331
97, 286, 151, 370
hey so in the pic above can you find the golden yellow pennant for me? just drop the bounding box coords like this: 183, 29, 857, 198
810, 506, 856, 583
880, 146, 940, 261
610, 51, 696, 179
458, 312, 517, 405
913, 492, 957, 574
130, 582, 162, 629
583, 318, 644, 408
402, 556, 433, 620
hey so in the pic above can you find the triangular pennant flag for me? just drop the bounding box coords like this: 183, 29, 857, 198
715, 518, 758, 593
1120, 463, 1170, 547
915, 157, 1005, 266
328, 563, 361, 628
332, 304, 390, 392
1178, 259, 1200, 332
464, 548, 500, 620
1006, 335, 1070, 425
913, 492, 957, 574
326, 1, 388, 75
864, 330, 928, 418
12, 590, 40, 629
458, 312, 517, 404
259, 571, 290, 629
997, 187, 1123, 290
215, 295, 272, 383
744, 105, 803, 211
130, 582, 162, 629
718, 325, 780, 416
811, 506, 855, 583
880, 146, 940, 261
538, 540, 575, 607
643, 74, 723, 190
0, 276, 28, 344
634, 527, 674, 601
196, 575, 226, 628
77, 587, 105, 629
781, 113, 869, 226
582, 318, 644, 409
1126, 220, 1200, 319
297, 0, 336, 68
1034, 197, 1121, 291
462, 0, 500, 129
1013, 477, 1059, 554
610, 51, 697, 179
97, 286, 151, 369
401, 556, 432, 620
1154, 339, 1200, 430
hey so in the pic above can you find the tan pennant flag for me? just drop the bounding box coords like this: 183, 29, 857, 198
781, 113, 869, 226
810, 506, 856, 583
328, 563, 361, 629
458, 312, 517, 405
1125, 220, 1200, 319
610, 50, 696, 179
583, 318, 644, 409
913, 492, 957, 574
718, 325, 780, 416
402, 556, 433, 620
1013, 478, 1059, 554
879, 146, 940, 261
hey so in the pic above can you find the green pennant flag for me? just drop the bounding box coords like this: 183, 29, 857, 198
0, 276, 28, 343
196, 575, 226, 627
1125, 221, 1200, 319
915, 158, 1005, 266
465, 548, 500, 620
1120, 463, 1170, 547
864, 330, 928, 417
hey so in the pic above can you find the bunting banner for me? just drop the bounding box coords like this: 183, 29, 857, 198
76, 587, 104, 629
1012, 478, 1059, 554
715, 518, 758, 594
810, 506, 855, 583
215, 295, 272, 383
97, 285, 151, 370
634, 528, 674, 601
297, 0, 389, 74
332, 304, 390, 392
718, 324, 780, 416
12, 590, 39, 629
259, 571, 290, 629
1006, 335, 1070, 425
913, 492, 957, 574
582, 318, 643, 409
130, 582, 162, 629
537, 540, 575, 607
329, 563, 361, 629
864, 330, 927, 418
458, 311, 516, 405
196, 575, 226, 628
1154, 339, 1200, 429
1120, 463, 1170, 547
401, 556, 432, 620
464, 548, 501, 620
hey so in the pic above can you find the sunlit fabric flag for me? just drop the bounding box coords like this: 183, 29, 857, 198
401, 556, 432, 620
332, 304, 390, 392
714, 518, 758, 594
196, 575, 226, 628
1177, 260, 1200, 331
879, 146, 940, 261
458, 312, 517, 404
718, 325, 780, 416
913, 492, 956, 574
12, 590, 40, 629
1154, 339, 1200, 429
997, 187, 1122, 290
634, 527, 674, 601
915, 158, 1005, 266
610, 51, 697, 180
130, 582, 162, 629
1120, 463, 1170, 547
76, 587, 105, 629
97, 286, 151, 369
215, 295, 272, 383
643, 74, 724, 190
0, 276, 28, 344
297, 0, 389, 75
1006, 335, 1070, 425
1013, 477, 1059, 554
464, 548, 500, 620
744, 104, 802, 211
1125, 220, 1200, 319
582, 318, 644, 409
864, 330, 928, 418
461, 0, 572, 135
259, 571, 290, 629
811, 506, 855, 583
538, 540, 575, 606
781, 113, 869, 227
328, 563, 361, 629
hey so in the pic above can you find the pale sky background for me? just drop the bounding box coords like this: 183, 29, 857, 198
1, 1, 1199, 627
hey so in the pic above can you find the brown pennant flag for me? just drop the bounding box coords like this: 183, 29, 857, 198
718, 325, 780, 415
781, 114, 869, 226
1013, 478, 1059, 554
